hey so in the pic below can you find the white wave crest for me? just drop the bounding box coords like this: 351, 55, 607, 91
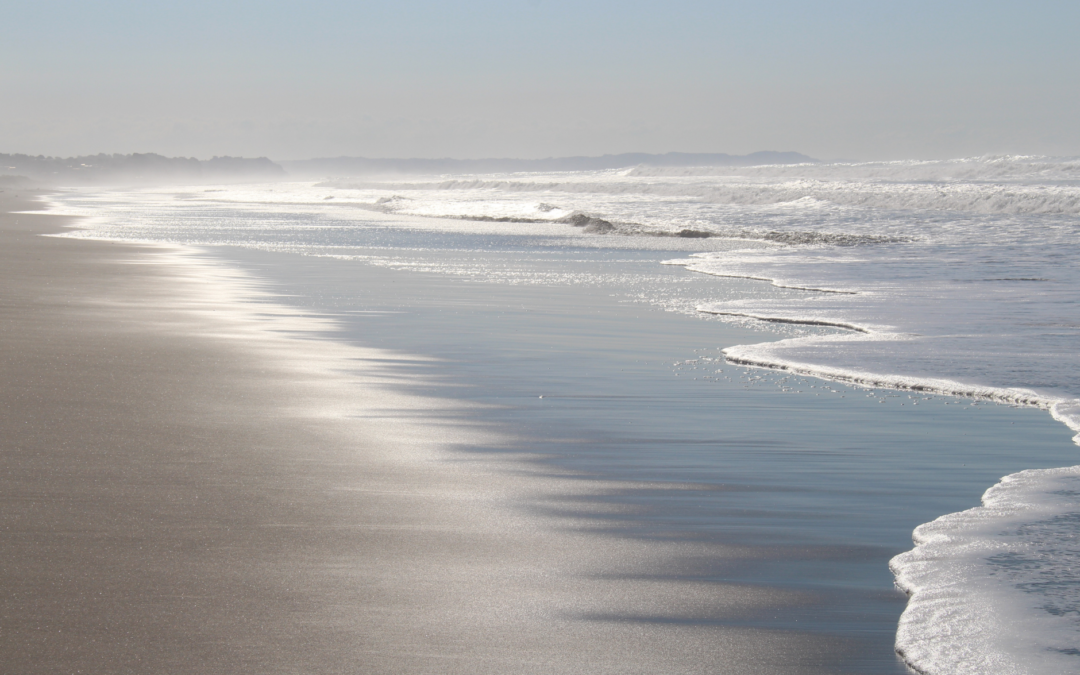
414, 178, 1080, 216
628, 155, 1080, 183
323, 156, 1080, 217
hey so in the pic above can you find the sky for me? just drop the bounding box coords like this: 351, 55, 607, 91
3, 0, 1079, 161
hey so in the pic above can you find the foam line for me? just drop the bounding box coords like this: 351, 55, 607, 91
721, 339, 1073, 416
889, 465, 1080, 675
671, 263, 859, 294
699, 310, 870, 333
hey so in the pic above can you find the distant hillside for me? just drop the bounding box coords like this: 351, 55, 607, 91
0, 153, 286, 185
282, 151, 817, 177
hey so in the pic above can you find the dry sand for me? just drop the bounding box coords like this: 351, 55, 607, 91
0, 191, 854, 673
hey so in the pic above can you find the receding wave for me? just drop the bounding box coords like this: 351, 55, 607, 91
717, 311, 1080, 675
700, 311, 869, 332
721, 339, 1061, 410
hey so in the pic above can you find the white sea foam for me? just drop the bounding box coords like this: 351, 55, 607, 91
890, 466, 1080, 675
47, 155, 1080, 673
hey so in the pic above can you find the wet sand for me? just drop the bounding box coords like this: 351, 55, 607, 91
0, 192, 863, 673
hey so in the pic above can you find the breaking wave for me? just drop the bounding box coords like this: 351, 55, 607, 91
322, 156, 1080, 216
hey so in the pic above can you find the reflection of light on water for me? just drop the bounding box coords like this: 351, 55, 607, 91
45, 157, 1080, 675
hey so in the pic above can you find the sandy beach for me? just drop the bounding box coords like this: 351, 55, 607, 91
0, 192, 870, 674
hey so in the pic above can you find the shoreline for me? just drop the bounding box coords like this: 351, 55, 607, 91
1, 192, 867, 673
0, 189, 516, 670
11, 184, 1079, 674
202, 223, 1080, 675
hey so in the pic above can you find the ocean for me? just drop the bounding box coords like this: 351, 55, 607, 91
47, 155, 1080, 673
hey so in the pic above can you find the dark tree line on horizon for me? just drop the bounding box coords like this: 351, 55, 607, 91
0, 153, 286, 184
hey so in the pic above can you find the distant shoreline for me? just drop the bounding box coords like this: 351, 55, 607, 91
2, 150, 816, 185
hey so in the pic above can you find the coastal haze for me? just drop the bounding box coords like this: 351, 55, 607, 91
3, 2, 1080, 675
3, 1, 1080, 161
0, 150, 816, 184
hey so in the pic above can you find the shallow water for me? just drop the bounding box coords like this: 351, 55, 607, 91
211, 243, 1076, 674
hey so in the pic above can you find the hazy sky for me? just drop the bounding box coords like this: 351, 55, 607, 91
3, 0, 1078, 160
